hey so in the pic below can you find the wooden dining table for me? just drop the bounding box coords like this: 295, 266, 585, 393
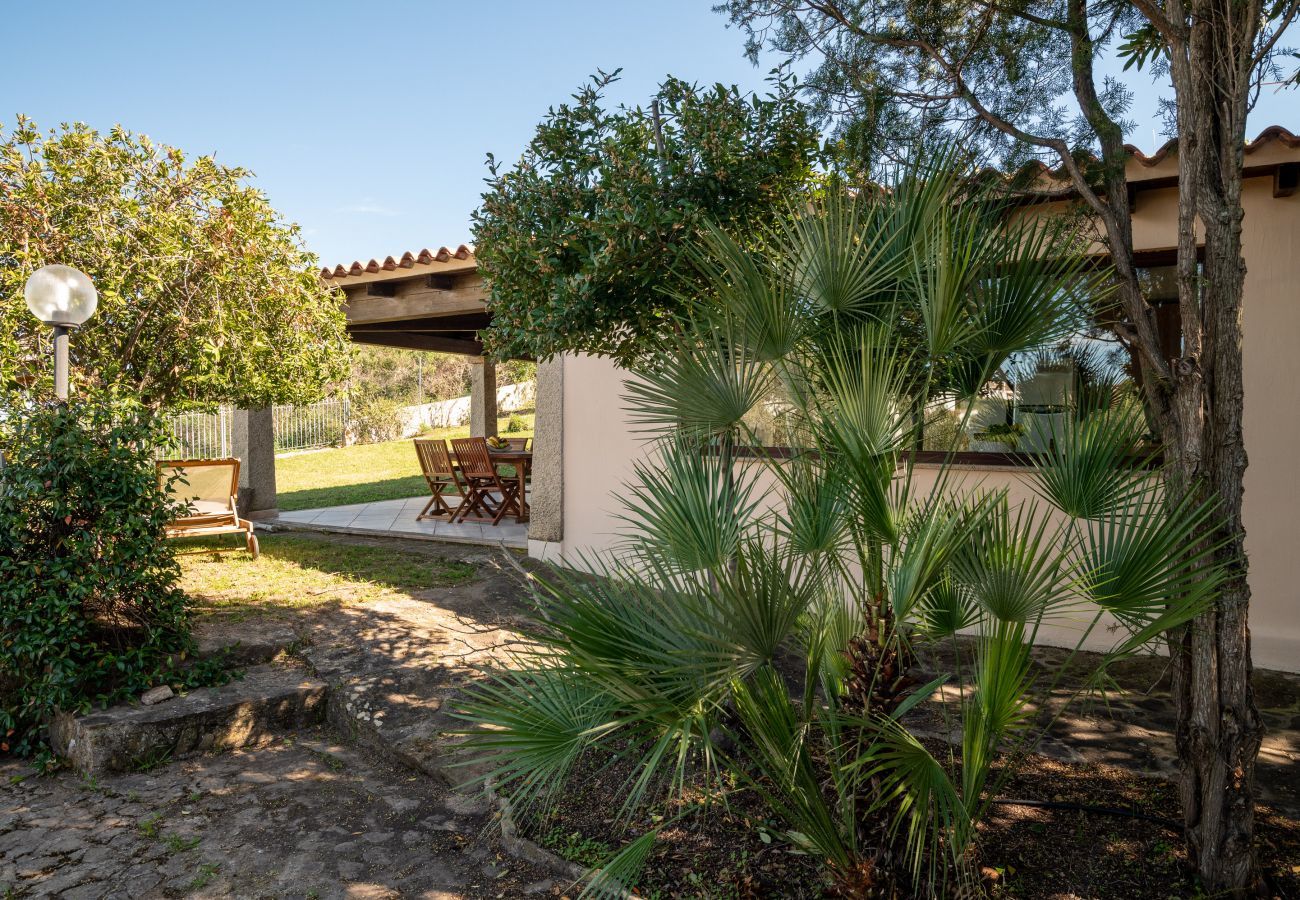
484, 448, 532, 524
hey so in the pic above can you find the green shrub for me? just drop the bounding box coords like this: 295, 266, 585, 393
348, 396, 406, 444
505, 414, 527, 434
0, 395, 193, 754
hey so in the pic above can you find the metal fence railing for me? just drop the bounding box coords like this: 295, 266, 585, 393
272, 399, 349, 452
167, 407, 233, 459
165, 399, 351, 458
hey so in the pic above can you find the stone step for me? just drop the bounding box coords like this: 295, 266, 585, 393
50, 664, 327, 777
194, 617, 299, 668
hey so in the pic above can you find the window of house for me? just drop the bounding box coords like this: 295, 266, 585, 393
739, 262, 1184, 464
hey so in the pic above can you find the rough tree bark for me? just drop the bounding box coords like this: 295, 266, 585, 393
1015, 2, 1267, 887
1159, 0, 1265, 889
952, 1, 1269, 886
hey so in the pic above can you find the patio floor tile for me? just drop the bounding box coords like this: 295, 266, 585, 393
270, 497, 528, 549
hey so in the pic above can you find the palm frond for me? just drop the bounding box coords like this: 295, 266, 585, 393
622, 316, 772, 440
803, 329, 913, 541
1077, 489, 1227, 641
729, 666, 860, 873
770, 454, 851, 557
888, 490, 1000, 622
615, 437, 761, 573
453, 664, 620, 813
579, 825, 665, 899
1033, 404, 1153, 519
857, 717, 972, 886
964, 217, 1101, 364
961, 623, 1035, 805
802, 589, 861, 706
951, 497, 1076, 625
777, 188, 906, 321
713, 538, 824, 670
532, 560, 739, 714
684, 221, 805, 363
911, 571, 980, 639
909, 203, 982, 359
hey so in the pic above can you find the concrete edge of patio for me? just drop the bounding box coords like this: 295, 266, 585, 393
269, 495, 529, 550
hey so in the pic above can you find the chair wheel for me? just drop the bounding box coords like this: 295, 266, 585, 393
246, 534, 260, 559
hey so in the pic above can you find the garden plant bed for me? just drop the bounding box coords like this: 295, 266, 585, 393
527, 762, 829, 898
522, 746, 1300, 898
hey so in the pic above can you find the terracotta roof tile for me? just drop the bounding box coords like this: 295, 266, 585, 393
321, 244, 474, 280
1000, 125, 1300, 185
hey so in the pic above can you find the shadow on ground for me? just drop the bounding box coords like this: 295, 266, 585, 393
278, 475, 426, 512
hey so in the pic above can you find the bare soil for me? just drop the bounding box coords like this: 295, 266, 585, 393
524, 747, 1300, 899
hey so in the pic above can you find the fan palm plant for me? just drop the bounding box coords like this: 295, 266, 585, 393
457, 158, 1225, 898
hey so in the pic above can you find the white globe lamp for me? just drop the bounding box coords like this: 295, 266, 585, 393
24, 265, 98, 399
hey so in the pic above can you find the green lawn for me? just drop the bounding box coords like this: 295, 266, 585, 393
179, 532, 477, 621
275, 412, 535, 511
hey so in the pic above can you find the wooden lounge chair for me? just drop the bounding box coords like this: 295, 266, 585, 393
157, 458, 259, 558
413, 438, 467, 520
450, 437, 521, 526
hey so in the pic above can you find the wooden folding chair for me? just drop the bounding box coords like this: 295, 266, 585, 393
157, 458, 259, 558
450, 437, 521, 526
502, 437, 531, 451
413, 438, 467, 520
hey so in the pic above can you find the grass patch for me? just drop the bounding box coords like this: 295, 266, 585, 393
189, 863, 219, 890
275, 412, 535, 511
540, 828, 614, 869
130, 747, 174, 773
179, 533, 477, 622
162, 833, 201, 854
138, 813, 164, 838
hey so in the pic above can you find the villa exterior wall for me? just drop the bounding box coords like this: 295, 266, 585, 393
537, 174, 1300, 672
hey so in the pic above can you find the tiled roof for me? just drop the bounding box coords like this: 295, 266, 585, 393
321, 244, 474, 280
1000, 125, 1300, 184
1131, 124, 1300, 167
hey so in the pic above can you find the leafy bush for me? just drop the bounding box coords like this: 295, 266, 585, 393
348, 396, 406, 444
0, 396, 193, 754
0, 117, 348, 410
505, 414, 527, 434
473, 71, 820, 363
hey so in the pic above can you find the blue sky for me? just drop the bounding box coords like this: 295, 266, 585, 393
4, 1, 1296, 268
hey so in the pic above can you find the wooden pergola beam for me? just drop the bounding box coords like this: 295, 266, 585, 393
347, 312, 491, 333
348, 330, 485, 356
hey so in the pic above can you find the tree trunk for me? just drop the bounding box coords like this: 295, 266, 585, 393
1161, 0, 1265, 890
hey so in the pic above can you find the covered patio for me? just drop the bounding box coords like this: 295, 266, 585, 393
237, 245, 562, 552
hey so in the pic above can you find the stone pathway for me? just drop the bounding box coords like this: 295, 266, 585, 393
0, 733, 558, 899
0, 536, 566, 899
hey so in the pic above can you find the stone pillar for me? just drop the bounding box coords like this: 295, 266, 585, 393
528, 356, 564, 545
231, 407, 278, 520
470, 357, 498, 438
